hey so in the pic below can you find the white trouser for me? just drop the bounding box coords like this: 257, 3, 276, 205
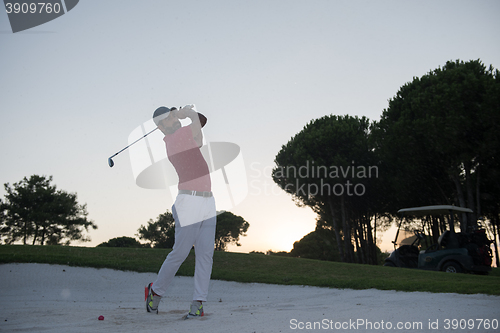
152, 194, 216, 302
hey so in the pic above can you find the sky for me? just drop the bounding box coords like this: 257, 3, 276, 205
1, 0, 499, 253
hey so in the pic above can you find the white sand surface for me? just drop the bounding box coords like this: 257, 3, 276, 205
1, 263, 499, 332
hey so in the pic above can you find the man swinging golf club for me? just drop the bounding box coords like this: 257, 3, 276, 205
145, 105, 216, 319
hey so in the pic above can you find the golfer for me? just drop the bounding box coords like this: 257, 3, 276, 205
145, 105, 216, 319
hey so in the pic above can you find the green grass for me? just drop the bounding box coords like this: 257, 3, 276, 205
1, 245, 499, 295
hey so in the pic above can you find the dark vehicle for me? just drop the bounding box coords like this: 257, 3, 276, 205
384, 205, 493, 274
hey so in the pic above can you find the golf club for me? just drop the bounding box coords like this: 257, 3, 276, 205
108, 127, 158, 167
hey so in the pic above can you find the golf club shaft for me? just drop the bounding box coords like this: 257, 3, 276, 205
110, 127, 158, 159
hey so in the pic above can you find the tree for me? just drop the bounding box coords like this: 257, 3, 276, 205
290, 229, 340, 261
273, 115, 386, 264
97, 236, 147, 248
372, 59, 500, 236
137, 210, 249, 251
214, 211, 249, 251
0, 175, 97, 245
273, 59, 499, 266
137, 211, 175, 248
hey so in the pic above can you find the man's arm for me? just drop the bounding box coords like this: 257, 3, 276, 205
177, 105, 207, 146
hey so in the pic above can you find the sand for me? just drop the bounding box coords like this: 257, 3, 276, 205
1, 263, 499, 332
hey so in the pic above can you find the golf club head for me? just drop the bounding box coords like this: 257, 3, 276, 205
108, 157, 114, 168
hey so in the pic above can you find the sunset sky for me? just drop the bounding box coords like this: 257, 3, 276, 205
1, 0, 499, 253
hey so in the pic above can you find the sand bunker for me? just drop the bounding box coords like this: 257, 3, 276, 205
1, 263, 498, 332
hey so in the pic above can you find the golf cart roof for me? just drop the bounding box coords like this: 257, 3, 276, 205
397, 205, 473, 216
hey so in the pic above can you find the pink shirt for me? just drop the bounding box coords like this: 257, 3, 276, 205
163, 126, 211, 192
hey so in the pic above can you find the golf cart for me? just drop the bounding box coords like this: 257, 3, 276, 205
384, 205, 493, 274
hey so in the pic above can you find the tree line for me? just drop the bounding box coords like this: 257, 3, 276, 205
0, 175, 249, 251
100, 209, 249, 251
274, 59, 500, 265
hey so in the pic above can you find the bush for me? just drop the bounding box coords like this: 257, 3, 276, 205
97, 236, 148, 248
